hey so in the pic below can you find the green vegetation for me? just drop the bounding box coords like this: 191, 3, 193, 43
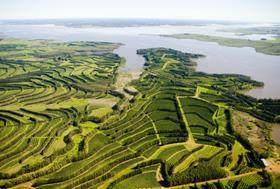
162, 33, 280, 56
0, 39, 279, 189
220, 26, 280, 38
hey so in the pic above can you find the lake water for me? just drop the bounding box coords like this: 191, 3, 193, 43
0, 23, 279, 99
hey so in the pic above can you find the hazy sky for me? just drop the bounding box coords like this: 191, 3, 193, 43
0, 0, 279, 22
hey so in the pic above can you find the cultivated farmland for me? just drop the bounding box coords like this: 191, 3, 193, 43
0, 39, 279, 189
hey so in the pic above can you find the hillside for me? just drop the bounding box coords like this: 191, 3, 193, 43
0, 39, 279, 188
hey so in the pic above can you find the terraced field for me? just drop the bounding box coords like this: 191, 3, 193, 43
0, 39, 279, 189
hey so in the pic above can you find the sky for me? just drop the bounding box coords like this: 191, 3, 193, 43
0, 0, 279, 22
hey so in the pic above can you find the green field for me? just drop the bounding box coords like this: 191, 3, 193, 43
220, 26, 280, 37
0, 39, 279, 189
162, 33, 280, 56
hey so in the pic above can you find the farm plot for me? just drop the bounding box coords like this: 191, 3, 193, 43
179, 97, 218, 134
0, 43, 272, 189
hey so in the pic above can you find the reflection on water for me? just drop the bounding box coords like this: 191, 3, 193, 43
0, 24, 279, 99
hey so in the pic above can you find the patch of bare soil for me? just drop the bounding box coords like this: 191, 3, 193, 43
232, 110, 276, 156
88, 97, 118, 108
114, 71, 141, 90
266, 158, 280, 173
12, 182, 34, 189
272, 126, 280, 144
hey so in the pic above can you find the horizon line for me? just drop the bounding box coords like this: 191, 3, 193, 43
0, 17, 278, 24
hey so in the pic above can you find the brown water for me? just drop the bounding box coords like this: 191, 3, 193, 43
0, 24, 279, 99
